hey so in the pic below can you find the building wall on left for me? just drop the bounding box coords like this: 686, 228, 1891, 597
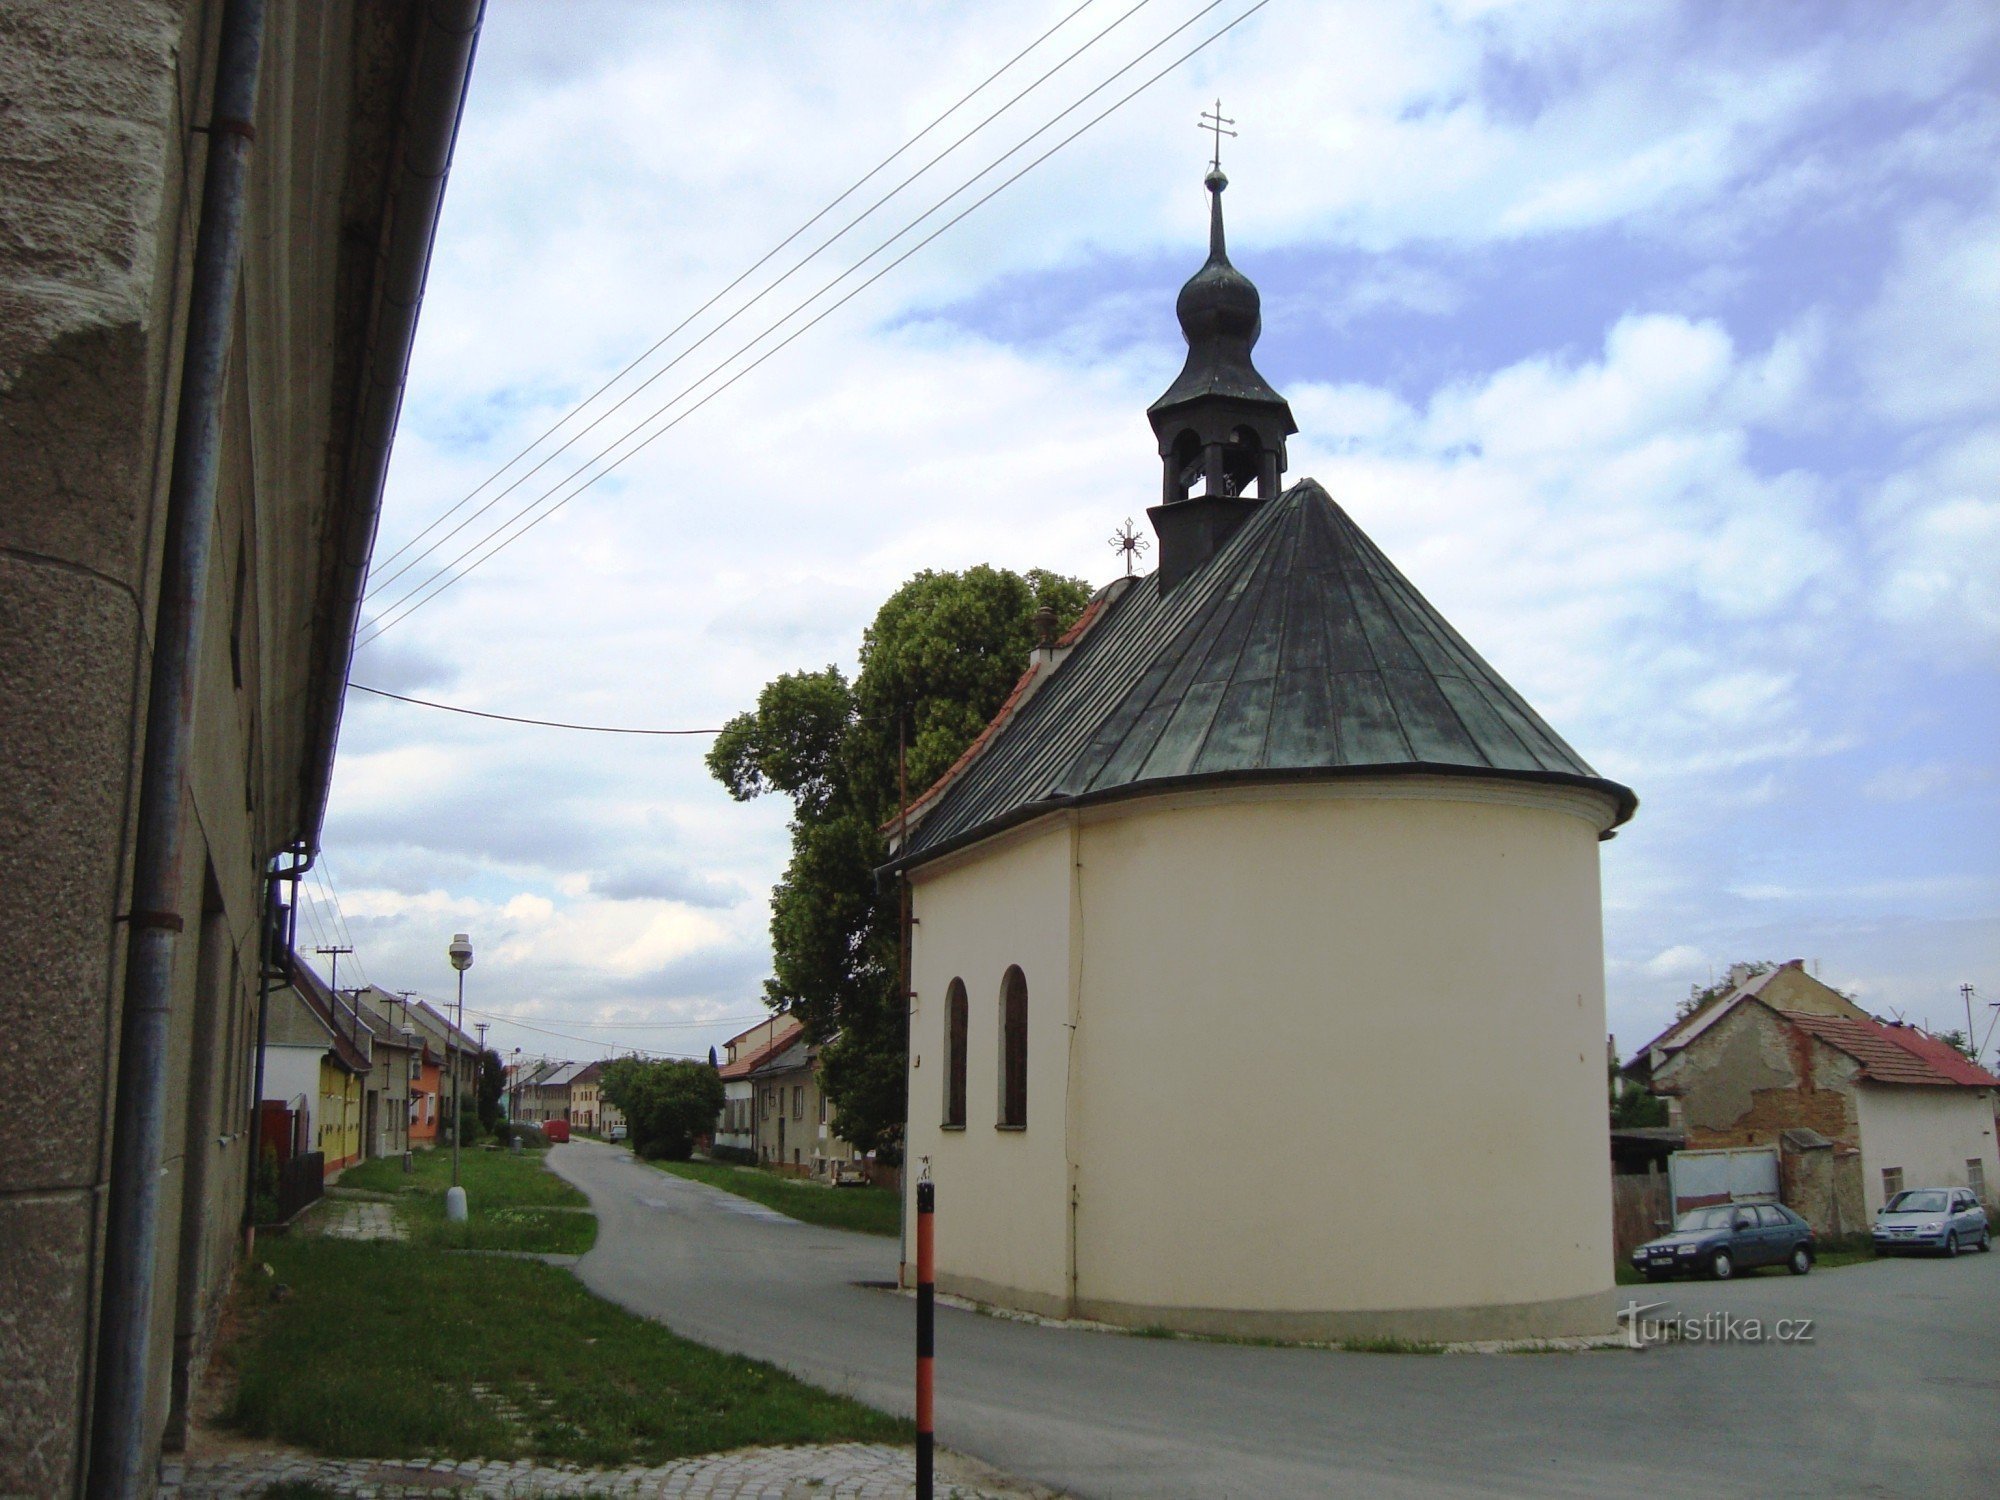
0, 3, 386, 1490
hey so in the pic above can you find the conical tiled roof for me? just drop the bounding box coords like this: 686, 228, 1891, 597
894, 480, 1634, 867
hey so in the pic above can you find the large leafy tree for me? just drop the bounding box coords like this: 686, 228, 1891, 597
600, 1056, 725, 1160
709, 565, 1092, 1159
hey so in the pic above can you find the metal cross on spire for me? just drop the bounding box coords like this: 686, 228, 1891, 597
1199, 98, 1236, 172
1109, 517, 1150, 577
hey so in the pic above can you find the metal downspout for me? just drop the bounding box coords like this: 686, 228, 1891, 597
243, 844, 312, 1238
88, 3, 267, 1494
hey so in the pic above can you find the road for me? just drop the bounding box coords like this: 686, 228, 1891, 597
550, 1140, 1998, 1498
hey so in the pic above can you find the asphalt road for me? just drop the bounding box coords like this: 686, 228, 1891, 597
550, 1140, 1999, 1498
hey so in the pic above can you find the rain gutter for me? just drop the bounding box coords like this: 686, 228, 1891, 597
296, 0, 485, 855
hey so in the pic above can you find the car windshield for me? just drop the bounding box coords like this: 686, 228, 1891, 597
1673, 1207, 1736, 1232
1885, 1190, 1949, 1213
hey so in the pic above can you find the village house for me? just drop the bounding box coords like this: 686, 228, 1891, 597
0, 6, 477, 1488
1628, 962, 2000, 1228
884, 164, 1637, 1343
748, 1036, 862, 1180
359, 989, 445, 1149
569, 1061, 624, 1135
401, 997, 481, 1141
715, 1016, 804, 1159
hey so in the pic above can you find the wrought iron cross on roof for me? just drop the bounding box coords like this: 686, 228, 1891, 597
1200, 98, 1236, 172
1109, 517, 1150, 577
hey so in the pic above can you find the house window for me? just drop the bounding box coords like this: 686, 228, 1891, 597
819, 1093, 827, 1125
943, 978, 968, 1129
793, 1085, 804, 1120
1969, 1159, 1986, 1201
998, 966, 1027, 1129
1882, 1167, 1904, 1201
763, 1089, 772, 1118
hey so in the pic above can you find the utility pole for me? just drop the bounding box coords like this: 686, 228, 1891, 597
315, 943, 352, 995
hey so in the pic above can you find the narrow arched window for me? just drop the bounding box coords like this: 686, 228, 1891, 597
944, 979, 968, 1128
998, 966, 1028, 1129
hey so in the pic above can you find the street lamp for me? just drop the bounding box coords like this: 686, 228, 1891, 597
445, 932, 473, 1222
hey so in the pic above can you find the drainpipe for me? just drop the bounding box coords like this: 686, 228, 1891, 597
89, 4, 267, 1495
241, 844, 311, 1241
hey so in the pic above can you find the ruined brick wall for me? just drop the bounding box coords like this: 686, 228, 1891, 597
1659, 1000, 1862, 1152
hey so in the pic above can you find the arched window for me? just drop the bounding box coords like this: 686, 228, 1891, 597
943, 979, 968, 1129
998, 966, 1028, 1129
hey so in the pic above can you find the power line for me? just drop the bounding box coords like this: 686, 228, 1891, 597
466, 1006, 765, 1031
315, 859, 370, 989
361, 0, 1165, 620
365, 0, 1116, 593
358, 0, 1265, 645
348, 681, 723, 735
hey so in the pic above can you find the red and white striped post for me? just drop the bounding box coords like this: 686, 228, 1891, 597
916, 1177, 935, 1500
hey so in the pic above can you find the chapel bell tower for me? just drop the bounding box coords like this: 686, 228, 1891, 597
1146, 160, 1297, 591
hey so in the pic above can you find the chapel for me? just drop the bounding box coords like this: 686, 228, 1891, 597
885, 162, 1638, 1342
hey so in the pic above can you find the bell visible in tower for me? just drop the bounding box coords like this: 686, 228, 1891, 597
1146, 104, 1297, 591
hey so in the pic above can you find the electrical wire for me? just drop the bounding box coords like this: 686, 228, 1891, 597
315, 859, 370, 989
360, 1, 1217, 641
358, 0, 1266, 645
466, 1006, 765, 1031
348, 681, 723, 735
366, 0, 1115, 590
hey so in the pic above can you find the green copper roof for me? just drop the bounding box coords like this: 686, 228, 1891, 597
896, 479, 1635, 866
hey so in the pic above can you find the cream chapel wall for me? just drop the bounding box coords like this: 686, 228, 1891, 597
1854, 1086, 2000, 1213
908, 777, 1621, 1340
906, 820, 1075, 1314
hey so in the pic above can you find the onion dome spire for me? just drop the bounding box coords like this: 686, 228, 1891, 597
1146, 120, 1297, 591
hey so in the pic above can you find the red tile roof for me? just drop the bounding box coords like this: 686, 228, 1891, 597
1780, 1010, 2000, 1088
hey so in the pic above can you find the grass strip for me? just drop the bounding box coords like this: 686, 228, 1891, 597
229, 1236, 908, 1464
651, 1158, 900, 1237
337, 1147, 596, 1254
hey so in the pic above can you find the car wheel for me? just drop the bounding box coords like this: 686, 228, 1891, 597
1979, 1228, 1992, 1253
1943, 1231, 1959, 1258
1788, 1244, 1812, 1275
1710, 1249, 1734, 1281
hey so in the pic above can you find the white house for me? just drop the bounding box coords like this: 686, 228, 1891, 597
884, 166, 1637, 1343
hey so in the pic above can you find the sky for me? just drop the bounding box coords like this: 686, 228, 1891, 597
322, 0, 2000, 1071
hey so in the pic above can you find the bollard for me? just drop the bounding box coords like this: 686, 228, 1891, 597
916, 1179, 934, 1500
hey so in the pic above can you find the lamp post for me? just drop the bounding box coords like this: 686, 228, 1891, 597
446, 932, 473, 1222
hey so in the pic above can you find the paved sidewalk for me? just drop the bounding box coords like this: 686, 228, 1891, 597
163, 1444, 1053, 1498
312, 1198, 405, 1241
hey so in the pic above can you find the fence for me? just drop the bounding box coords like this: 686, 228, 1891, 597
274, 1151, 324, 1223
1612, 1170, 1672, 1262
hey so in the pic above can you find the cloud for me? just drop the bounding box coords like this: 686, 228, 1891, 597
311, 0, 2000, 1067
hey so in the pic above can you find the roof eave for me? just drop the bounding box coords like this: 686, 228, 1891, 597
879, 761, 1636, 879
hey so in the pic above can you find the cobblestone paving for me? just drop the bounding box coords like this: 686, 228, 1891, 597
161, 1443, 1041, 1498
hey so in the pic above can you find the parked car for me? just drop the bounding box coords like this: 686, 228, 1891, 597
1872, 1188, 1990, 1256
606, 1123, 627, 1142
543, 1118, 571, 1143
1631, 1202, 1815, 1281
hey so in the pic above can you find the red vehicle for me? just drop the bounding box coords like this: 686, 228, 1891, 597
542, 1119, 570, 1143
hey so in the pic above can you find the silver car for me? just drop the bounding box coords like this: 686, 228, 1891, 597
1872, 1187, 1991, 1256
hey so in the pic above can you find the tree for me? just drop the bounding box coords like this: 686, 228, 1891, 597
600, 1057, 724, 1160
709, 565, 1093, 1159
1610, 1079, 1668, 1128
476, 1048, 504, 1131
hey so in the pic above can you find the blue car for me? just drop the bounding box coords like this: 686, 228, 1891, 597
1631, 1202, 1815, 1281
1872, 1188, 1991, 1256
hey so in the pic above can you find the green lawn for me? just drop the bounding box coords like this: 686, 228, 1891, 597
652, 1158, 901, 1237
228, 1236, 908, 1465
336, 1146, 596, 1255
